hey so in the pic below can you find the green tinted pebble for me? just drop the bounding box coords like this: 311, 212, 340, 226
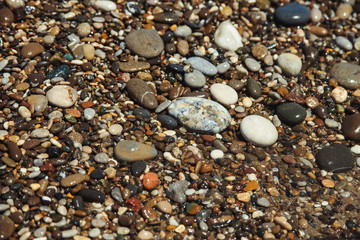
65, 114, 77, 124
336, 104, 345, 113
62, 146, 71, 153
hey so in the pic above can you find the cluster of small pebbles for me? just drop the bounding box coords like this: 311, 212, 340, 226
1, 0, 360, 239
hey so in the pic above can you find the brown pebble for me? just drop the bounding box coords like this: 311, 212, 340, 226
21, 43, 45, 58
7, 142, 22, 161
0, 8, 14, 24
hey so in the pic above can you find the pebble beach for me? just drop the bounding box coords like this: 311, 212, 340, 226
0, 0, 360, 239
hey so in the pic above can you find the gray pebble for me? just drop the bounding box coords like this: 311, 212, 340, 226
186, 57, 218, 76
155, 100, 172, 113
0, 59, 8, 72
111, 187, 123, 202
92, 219, 106, 228
174, 25, 192, 38
28, 171, 41, 178
166, 180, 190, 203
217, 62, 230, 74
84, 108, 96, 120
89, 228, 101, 238
325, 119, 339, 128
257, 197, 270, 207
61, 229, 78, 238
184, 70, 206, 88
30, 129, 50, 138
336, 36, 353, 51
94, 152, 109, 163
0, 204, 9, 212
245, 58, 261, 72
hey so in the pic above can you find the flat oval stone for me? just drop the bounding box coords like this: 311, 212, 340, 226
114, 140, 157, 162
61, 173, 88, 187
125, 29, 164, 58
0, 215, 15, 240
247, 78, 261, 98
80, 189, 105, 203
276, 102, 306, 126
316, 144, 354, 173
168, 97, 231, 134
93, 0, 117, 11
214, 20, 243, 51
21, 43, 45, 58
153, 12, 180, 24
210, 83, 238, 106
342, 113, 360, 141
274, 3, 310, 26
184, 70, 206, 89
0, 8, 14, 24
336, 36, 353, 51
174, 25, 192, 38
157, 114, 178, 129
46, 85, 78, 108
240, 115, 278, 147
126, 78, 158, 110
277, 53, 302, 76
186, 57, 217, 76
27, 95, 48, 112
330, 62, 360, 90
8, 142, 22, 161
119, 61, 150, 72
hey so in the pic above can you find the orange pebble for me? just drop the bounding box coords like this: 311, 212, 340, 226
322, 179, 335, 188
244, 180, 259, 191
142, 172, 159, 190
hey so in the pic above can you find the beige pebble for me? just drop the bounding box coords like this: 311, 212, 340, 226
30, 183, 40, 191
83, 44, 95, 60
274, 216, 292, 230
156, 201, 172, 214
137, 230, 153, 240
236, 192, 250, 202
104, 167, 116, 178
242, 97, 252, 108
331, 86, 348, 103
18, 106, 31, 118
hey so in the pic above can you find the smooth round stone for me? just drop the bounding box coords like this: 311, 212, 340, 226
46, 85, 78, 108
92, 219, 106, 228
6, 0, 24, 9
28, 73, 45, 86
342, 113, 360, 140
90, 168, 106, 179
125, 29, 164, 58
131, 161, 146, 177
277, 53, 302, 76
114, 140, 157, 162
0, 215, 15, 240
77, 22, 92, 37
18, 106, 31, 118
168, 97, 231, 134
21, 43, 45, 58
80, 189, 105, 203
330, 62, 360, 90
137, 230, 153, 240
276, 102, 306, 126
331, 86, 348, 103
316, 144, 354, 172
210, 83, 238, 106
210, 149, 224, 159
8, 142, 22, 161
156, 201, 172, 214
246, 78, 262, 99
133, 108, 151, 121
118, 61, 150, 72
184, 70, 206, 89
245, 58, 261, 72
89, 228, 101, 238
336, 3, 352, 20
83, 44, 95, 60
336, 36, 353, 51
108, 124, 123, 136
186, 57, 218, 76
217, 62, 230, 74
93, 0, 117, 11
240, 115, 278, 147
153, 12, 180, 24
84, 108, 96, 121
310, 8, 322, 23
94, 152, 109, 163
257, 197, 270, 207
214, 20, 243, 51
34, 227, 46, 238
173, 25, 192, 38
274, 3, 310, 26
61, 173, 88, 187
126, 78, 158, 110
0, 8, 14, 24
157, 114, 178, 129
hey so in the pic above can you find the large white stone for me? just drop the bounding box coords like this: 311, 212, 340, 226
214, 21, 243, 51
168, 97, 231, 134
93, 0, 117, 11
240, 115, 278, 147
46, 85, 78, 108
210, 83, 238, 106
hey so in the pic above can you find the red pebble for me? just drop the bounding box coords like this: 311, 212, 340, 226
40, 162, 55, 172
126, 197, 143, 211
142, 172, 159, 190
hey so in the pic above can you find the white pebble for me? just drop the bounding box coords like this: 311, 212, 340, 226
214, 20, 243, 51
210, 149, 224, 159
